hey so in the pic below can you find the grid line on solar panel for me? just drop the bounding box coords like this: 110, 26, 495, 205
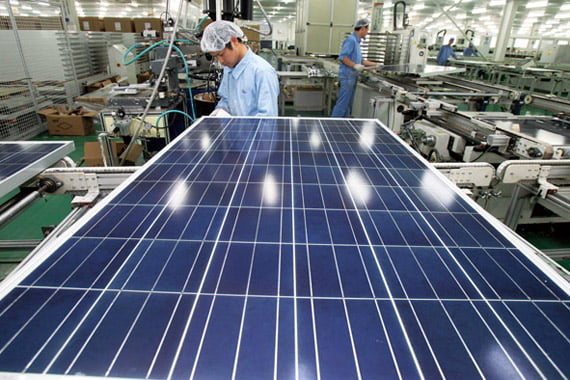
0, 118, 568, 379
0, 142, 69, 179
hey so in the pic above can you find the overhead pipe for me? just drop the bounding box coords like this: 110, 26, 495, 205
393, 1, 408, 31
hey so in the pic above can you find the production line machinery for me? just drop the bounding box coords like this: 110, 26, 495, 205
352, 65, 570, 163
350, 64, 570, 229
276, 56, 336, 115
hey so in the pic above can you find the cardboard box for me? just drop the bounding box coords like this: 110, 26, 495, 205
79, 17, 105, 31
241, 24, 260, 42
133, 18, 162, 36
38, 107, 97, 136
104, 18, 134, 33
84, 141, 143, 166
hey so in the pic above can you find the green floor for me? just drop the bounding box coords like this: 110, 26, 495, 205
0, 130, 100, 279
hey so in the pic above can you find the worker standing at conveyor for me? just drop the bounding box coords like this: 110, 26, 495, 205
331, 18, 379, 118
463, 43, 478, 57
437, 37, 458, 66
200, 20, 279, 117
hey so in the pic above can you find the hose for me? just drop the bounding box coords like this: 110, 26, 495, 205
155, 110, 195, 129
121, 40, 197, 120
119, 0, 186, 166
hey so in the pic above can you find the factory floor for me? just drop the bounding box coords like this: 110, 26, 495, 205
1, 106, 569, 280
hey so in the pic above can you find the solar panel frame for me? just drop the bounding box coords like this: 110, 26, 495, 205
0, 117, 568, 380
0, 141, 75, 199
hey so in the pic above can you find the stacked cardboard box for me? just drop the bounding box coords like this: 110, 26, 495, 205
133, 18, 163, 37
103, 18, 134, 33
37, 106, 97, 136
78, 17, 106, 32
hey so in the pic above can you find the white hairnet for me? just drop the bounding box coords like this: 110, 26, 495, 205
354, 18, 370, 29
201, 20, 245, 52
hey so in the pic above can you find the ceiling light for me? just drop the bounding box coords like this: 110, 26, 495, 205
554, 12, 570, 18
525, 1, 548, 9
561, 4, 570, 11
38, 1, 50, 6
489, 0, 505, 6
472, 8, 486, 14
527, 10, 545, 17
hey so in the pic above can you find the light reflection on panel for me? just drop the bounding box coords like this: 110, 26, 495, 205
0, 118, 567, 379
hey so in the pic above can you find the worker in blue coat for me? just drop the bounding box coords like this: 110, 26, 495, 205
331, 19, 379, 118
201, 20, 279, 117
437, 38, 458, 66
463, 43, 478, 57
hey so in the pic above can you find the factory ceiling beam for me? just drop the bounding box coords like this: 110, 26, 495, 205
494, 0, 519, 61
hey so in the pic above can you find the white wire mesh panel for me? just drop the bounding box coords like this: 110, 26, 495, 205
0, 1, 66, 140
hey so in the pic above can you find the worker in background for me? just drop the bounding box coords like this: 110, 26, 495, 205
436, 37, 458, 66
463, 42, 478, 57
200, 20, 279, 117
331, 18, 379, 118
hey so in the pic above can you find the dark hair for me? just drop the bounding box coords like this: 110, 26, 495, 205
354, 25, 368, 31
225, 37, 243, 50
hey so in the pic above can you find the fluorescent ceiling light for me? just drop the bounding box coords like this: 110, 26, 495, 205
554, 12, 570, 18
38, 1, 50, 6
525, 1, 548, 9
472, 8, 486, 14
489, 0, 505, 6
561, 4, 570, 11
527, 10, 545, 17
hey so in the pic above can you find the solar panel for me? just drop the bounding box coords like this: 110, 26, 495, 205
0, 141, 75, 199
0, 117, 568, 379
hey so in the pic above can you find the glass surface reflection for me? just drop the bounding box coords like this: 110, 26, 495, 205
310, 131, 322, 150
200, 133, 212, 151
263, 173, 279, 205
346, 170, 371, 207
420, 171, 455, 208
167, 181, 188, 209
359, 123, 376, 150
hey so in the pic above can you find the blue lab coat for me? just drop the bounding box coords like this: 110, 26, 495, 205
437, 45, 458, 66
463, 47, 478, 57
331, 32, 363, 118
216, 48, 279, 116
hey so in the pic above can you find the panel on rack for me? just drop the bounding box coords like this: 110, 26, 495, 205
0, 118, 568, 379
0, 141, 74, 199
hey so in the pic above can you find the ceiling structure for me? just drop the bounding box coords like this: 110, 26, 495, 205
1, 0, 569, 40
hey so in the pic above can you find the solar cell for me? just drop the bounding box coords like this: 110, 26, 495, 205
0, 141, 74, 199
0, 117, 568, 379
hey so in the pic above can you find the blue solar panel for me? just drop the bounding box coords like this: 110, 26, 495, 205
0, 117, 568, 379
0, 141, 74, 199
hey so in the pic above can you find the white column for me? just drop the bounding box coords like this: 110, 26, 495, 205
493, 0, 519, 62
216, 0, 222, 21
60, 0, 80, 32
